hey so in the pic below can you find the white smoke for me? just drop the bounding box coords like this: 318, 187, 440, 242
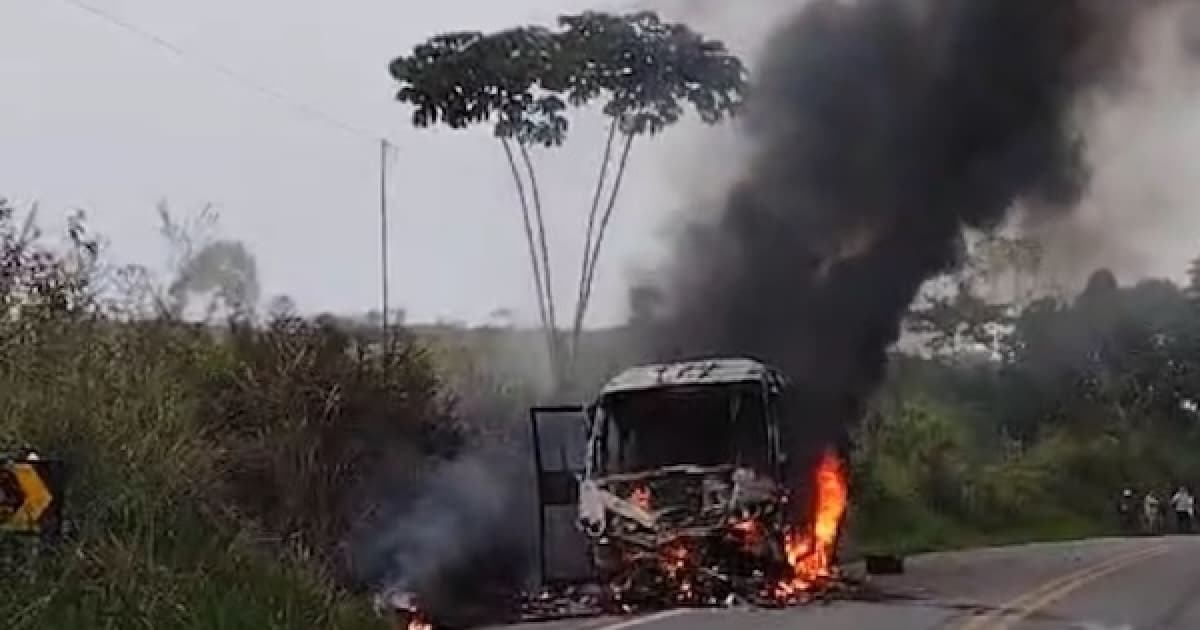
1017, 2, 1200, 292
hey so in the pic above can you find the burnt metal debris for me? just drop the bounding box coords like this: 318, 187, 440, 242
568, 359, 793, 574
512, 570, 869, 624
378, 571, 874, 628
574, 359, 818, 599
578, 463, 792, 609
375, 359, 861, 629
378, 576, 867, 629
513, 358, 857, 624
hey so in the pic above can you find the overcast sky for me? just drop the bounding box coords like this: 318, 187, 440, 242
10, 1, 1200, 329
0, 0, 796, 327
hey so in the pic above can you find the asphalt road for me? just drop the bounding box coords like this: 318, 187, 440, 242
491, 536, 1200, 630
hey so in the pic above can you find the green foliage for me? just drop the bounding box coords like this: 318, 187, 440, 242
906, 278, 1010, 355
390, 10, 746, 146
1, 512, 378, 630
859, 255, 1200, 554
206, 318, 461, 559
1006, 275, 1200, 432
0, 202, 462, 629
390, 11, 747, 388
855, 394, 1128, 553
157, 202, 261, 321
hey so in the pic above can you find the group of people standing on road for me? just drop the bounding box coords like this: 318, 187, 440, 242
1118, 486, 1196, 535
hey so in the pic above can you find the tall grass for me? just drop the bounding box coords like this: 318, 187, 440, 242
0, 203, 455, 628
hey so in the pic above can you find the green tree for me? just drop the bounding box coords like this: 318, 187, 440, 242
157, 201, 260, 321
1001, 272, 1200, 436
907, 276, 1011, 358
974, 233, 1044, 308
905, 232, 1041, 360
389, 10, 746, 385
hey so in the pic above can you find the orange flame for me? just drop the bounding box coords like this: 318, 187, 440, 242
631, 485, 652, 511
779, 449, 848, 595
663, 543, 689, 576
400, 611, 432, 630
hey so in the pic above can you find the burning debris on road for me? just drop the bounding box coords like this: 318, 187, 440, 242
509, 358, 859, 623
777, 451, 850, 602
574, 450, 850, 611
366, 0, 1192, 626
517, 448, 855, 621
379, 359, 860, 630
373, 589, 432, 630
568, 359, 847, 608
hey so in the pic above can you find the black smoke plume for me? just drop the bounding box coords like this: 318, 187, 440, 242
649, 0, 1179, 466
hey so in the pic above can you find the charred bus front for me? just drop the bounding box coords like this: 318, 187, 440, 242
576, 358, 793, 603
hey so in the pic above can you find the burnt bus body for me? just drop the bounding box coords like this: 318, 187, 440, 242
575, 358, 792, 603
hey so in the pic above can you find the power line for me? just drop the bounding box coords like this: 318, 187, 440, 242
53, 0, 386, 143
48, 0, 404, 322
49, 0, 404, 327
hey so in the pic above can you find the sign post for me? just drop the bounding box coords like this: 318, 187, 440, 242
0, 455, 64, 537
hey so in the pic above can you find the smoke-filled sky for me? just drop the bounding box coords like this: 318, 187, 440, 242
0, 0, 801, 326
3, 0, 1200, 327
643, 0, 1200, 460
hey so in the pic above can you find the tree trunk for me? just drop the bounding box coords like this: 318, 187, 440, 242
518, 142, 561, 379
500, 138, 556, 373
571, 118, 620, 363
574, 131, 636, 357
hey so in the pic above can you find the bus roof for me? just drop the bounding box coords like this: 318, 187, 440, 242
599, 358, 787, 397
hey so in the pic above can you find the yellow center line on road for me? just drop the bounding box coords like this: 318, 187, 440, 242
957, 543, 1169, 630
989, 545, 1168, 630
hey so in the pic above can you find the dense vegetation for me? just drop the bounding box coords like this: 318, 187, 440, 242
0, 203, 468, 629
851, 246, 1200, 553
6, 195, 1200, 628
407, 240, 1200, 557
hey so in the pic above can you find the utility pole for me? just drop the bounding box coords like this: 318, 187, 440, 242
380, 138, 391, 352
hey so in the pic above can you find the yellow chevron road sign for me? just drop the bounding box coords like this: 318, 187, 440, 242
0, 457, 63, 535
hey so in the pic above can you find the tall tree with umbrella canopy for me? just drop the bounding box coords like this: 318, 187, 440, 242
389, 10, 745, 388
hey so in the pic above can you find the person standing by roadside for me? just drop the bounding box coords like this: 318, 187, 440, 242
1117, 488, 1137, 533
1170, 486, 1195, 533
1143, 490, 1162, 535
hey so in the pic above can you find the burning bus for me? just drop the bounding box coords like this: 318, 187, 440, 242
530, 358, 848, 607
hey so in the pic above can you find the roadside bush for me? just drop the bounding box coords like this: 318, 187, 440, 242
853, 397, 980, 551
0, 203, 456, 628
855, 349, 1200, 553
204, 317, 462, 566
